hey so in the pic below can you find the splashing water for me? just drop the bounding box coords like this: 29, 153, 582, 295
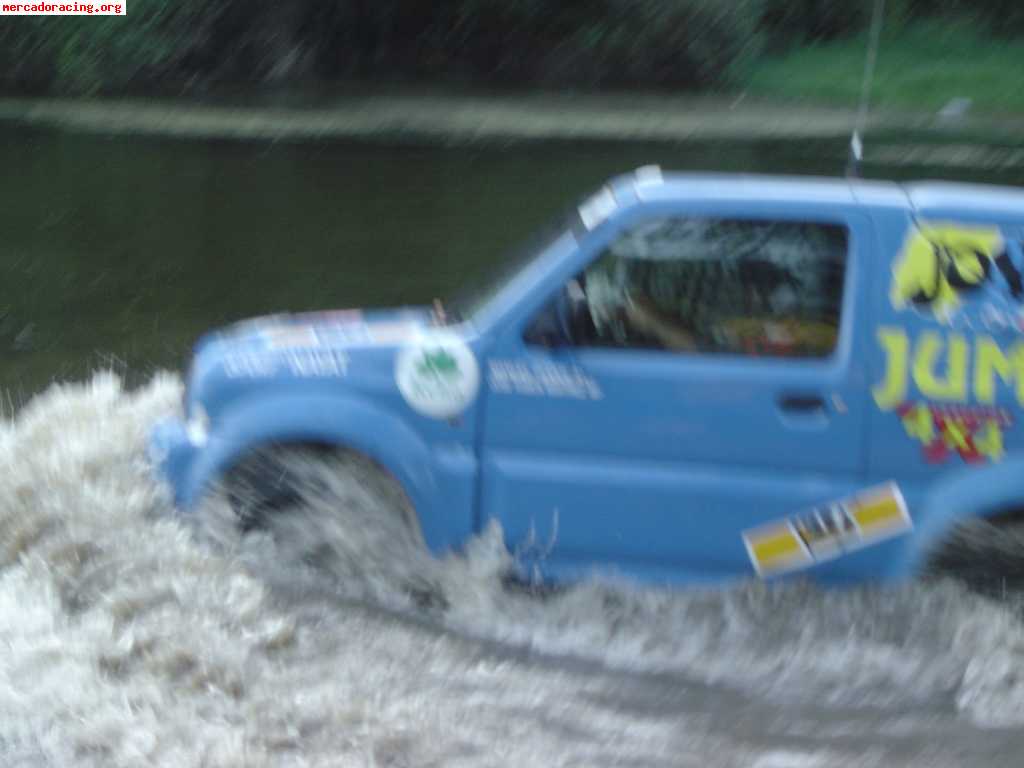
2, 375, 1024, 767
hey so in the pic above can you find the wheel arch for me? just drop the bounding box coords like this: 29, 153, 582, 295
178, 392, 452, 549
902, 455, 1024, 577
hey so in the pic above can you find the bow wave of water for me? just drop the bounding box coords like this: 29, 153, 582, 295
2, 375, 1024, 767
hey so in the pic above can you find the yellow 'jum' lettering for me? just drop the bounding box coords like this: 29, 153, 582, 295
912, 331, 968, 401
874, 329, 1024, 410
974, 338, 1024, 404
873, 327, 909, 409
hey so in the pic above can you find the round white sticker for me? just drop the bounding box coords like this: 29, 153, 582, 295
395, 334, 480, 419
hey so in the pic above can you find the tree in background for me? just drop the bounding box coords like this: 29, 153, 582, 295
0, 0, 1020, 96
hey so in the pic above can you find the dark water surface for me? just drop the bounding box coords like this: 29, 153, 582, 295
5, 125, 1023, 402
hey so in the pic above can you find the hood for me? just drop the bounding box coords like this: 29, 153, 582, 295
183, 307, 442, 417
196, 307, 433, 357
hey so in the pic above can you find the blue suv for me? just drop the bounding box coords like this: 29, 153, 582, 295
150, 167, 1024, 588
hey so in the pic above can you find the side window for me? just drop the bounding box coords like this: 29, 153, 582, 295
575, 217, 848, 358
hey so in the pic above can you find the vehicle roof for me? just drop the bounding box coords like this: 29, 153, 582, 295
627, 171, 1024, 218
904, 181, 1024, 217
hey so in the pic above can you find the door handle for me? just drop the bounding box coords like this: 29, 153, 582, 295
777, 393, 827, 413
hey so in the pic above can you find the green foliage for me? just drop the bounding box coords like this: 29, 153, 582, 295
757, 0, 1024, 50
748, 17, 1024, 112
414, 0, 765, 88
553, 0, 764, 88
0, 0, 764, 95
0, 0, 316, 94
1, 0, 224, 94
1, 0, 1021, 97
898, 0, 1024, 36
302, 0, 764, 88
760, 0, 873, 48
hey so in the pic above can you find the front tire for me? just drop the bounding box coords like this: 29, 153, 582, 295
222, 444, 443, 608
225, 444, 419, 538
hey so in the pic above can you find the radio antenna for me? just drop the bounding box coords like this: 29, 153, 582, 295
847, 0, 886, 178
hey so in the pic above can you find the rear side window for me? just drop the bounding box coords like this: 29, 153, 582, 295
577, 217, 848, 358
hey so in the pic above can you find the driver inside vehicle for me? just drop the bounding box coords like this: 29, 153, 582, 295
570, 216, 842, 358
580, 255, 700, 351
622, 290, 698, 351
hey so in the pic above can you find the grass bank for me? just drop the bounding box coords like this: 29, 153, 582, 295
4, 87, 1024, 149
0, 93, 866, 144
748, 19, 1024, 114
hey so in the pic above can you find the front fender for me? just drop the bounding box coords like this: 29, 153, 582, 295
177, 392, 471, 553
902, 455, 1024, 576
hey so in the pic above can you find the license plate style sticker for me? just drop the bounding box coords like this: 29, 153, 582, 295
742, 483, 911, 578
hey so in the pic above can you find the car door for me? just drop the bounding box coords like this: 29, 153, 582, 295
479, 202, 875, 585
867, 213, 1024, 507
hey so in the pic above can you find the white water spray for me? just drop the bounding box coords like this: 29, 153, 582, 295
2, 375, 1024, 767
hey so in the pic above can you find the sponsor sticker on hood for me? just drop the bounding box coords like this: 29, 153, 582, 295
259, 320, 422, 349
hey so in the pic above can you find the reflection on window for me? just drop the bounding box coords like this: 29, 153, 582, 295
577, 217, 847, 358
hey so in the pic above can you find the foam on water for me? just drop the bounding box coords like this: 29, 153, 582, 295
2, 375, 1024, 766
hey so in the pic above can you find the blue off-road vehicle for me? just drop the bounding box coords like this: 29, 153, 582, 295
151, 167, 1024, 588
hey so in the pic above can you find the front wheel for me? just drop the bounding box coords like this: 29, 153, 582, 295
225, 444, 419, 538
223, 445, 444, 608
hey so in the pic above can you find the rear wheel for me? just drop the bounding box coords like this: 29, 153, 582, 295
925, 510, 1024, 597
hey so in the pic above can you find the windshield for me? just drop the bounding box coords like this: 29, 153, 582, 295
443, 206, 586, 324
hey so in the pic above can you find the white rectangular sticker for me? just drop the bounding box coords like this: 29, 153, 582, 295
367, 322, 420, 345
578, 187, 617, 231
263, 325, 319, 349
488, 359, 602, 400
743, 482, 912, 578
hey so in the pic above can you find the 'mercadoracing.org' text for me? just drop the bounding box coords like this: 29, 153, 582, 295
2, 2, 124, 14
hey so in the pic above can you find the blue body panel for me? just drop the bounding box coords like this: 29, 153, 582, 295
149, 170, 1024, 588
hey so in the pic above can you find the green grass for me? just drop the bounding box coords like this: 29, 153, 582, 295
747, 19, 1024, 114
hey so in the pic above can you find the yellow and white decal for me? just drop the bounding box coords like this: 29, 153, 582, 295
890, 223, 1005, 322
743, 483, 911, 578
